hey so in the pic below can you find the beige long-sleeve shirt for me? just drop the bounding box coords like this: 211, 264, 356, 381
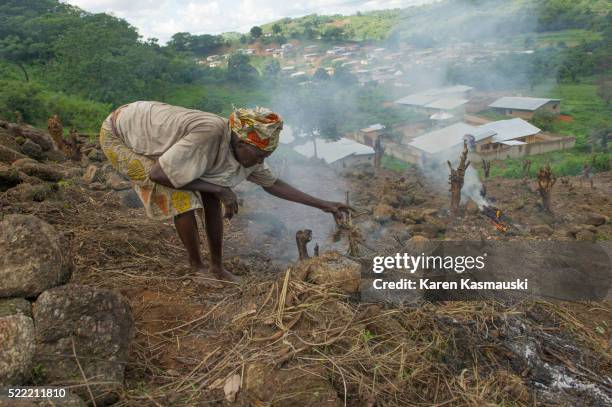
114, 101, 277, 188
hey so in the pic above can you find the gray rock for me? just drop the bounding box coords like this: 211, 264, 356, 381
0, 165, 22, 192
575, 229, 596, 242
11, 162, 63, 182
531, 224, 554, 236
5, 183, 59, 202
45, 149, 67, 163
87, 149, 105, 162
0, 145, 27, 164
0, 314, 35, 385
0, 130, 20, 151
585, 213, 608, 227
33, 285, 134, 406
0, 215, 73, 298
17, 127, 54, 151
119, 189, 143, 209
20, 139, 43, 160
0, 298, 32, 318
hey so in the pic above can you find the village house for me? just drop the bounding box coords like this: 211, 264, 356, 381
489, 97, 561, 119
293, 137, 375, 169
397, 118, 574, 164
303, 53, 319, 61
354, 124, 386, 147
281, 66, 296, 74
476, 118, 574, 159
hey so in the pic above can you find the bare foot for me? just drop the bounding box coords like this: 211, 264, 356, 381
192, 266, 224, 288
209, 266, 242, 284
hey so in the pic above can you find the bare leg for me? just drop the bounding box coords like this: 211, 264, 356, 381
174, 210, 204, 269
201, 192, 241, 283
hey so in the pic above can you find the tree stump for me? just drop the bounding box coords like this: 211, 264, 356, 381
447, 141, 470, 217
537, 165, 556, 213
522, 159, 532, 178
482, 159, 491, 178
582, 161, 593, 188
47, 114, 63, 150
296, 230, 312, 261
373, 136, 384, 172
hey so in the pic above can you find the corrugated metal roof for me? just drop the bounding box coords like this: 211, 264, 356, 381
489, 97, 560, 111
395, 94, 437, 107
430, 112, 455, 121
422, 85, 473, 96
408, 122, 494, 154
482, 118, 541, 142
395, 85, 473, 108
424, 98, 469, 110
293, 137, 374, 164
500, 140, 527, 146
361, 123, 385, 132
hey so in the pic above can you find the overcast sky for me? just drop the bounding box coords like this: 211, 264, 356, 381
62, 0, 433, 43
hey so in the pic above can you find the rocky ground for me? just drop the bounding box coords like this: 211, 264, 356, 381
0, 120, 611, 406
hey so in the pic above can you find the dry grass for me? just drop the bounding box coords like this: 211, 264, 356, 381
1, 165, 611, 407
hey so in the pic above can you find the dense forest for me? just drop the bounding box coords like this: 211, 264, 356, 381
0, 0, 610, 140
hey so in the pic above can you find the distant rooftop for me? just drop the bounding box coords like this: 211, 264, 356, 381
293, 137, 374, 164
422, 85, 474, 96
489, 97, 561, 111
361, 124, 385, 133
408, 122, 494, 154
407, 118, 542, 154
430, 112, 455, 121
423, 98, 469, 110
395, 85, 473, 110
479, 118, 540, 142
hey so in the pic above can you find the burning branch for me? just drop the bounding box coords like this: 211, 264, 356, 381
537, 165, 556, 213
482, 205, 509, 233
482, 159, 491, 178
447, 141, 470, 217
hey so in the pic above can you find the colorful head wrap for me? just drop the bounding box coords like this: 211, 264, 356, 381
229, 107, 283, 152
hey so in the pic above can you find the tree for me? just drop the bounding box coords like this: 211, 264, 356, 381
597, 76, 612, 106
193, 96, 224, 114
272, 23, 282, 35
313, 68, 329, 81
0, 36, 41, 81
322, 27, 344, 42
227, 53, 258, 82
264, 60, 280, 78
530, 111, 557, 132
588, 126, 610, 152
250, 26, 263, 39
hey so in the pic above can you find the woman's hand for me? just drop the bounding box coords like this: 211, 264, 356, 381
320, 201, 354, 224
216, 187, 239, 219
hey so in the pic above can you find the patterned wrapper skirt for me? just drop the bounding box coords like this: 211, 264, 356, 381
99, 117, 203, 220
